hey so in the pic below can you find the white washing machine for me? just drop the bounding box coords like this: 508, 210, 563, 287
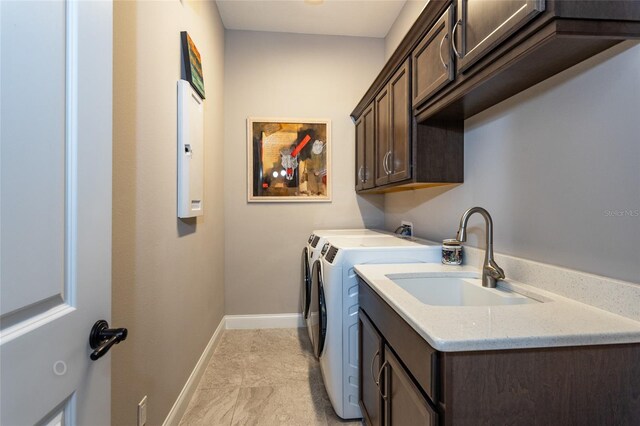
302, 229, 390, 338
306, 229, 391, 268
309, 236, 441, 419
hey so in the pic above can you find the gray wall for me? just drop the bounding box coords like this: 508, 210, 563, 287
112, 1, 226, 424
223, 30, 386, 315
384, 0, 428, 60
385, 41, 640, 283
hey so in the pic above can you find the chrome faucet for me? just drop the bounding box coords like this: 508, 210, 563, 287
456, 207, 505, 288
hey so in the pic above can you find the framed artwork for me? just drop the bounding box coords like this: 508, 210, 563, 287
247, 118, 331, 202
180, 31, 205, 99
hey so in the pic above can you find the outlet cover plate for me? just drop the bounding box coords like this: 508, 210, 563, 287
401, 221, 413, 236
138, 396, 147, 426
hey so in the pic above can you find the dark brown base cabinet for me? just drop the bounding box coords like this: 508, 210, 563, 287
358, 277, 640, 426
352, 0, 640, 194
360, 310, 438, 426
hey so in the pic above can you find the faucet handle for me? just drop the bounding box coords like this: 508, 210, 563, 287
485, 260, 505, 281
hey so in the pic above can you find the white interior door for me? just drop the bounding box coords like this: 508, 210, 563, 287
1, 1, 113, 424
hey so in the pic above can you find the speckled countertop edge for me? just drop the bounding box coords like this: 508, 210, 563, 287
355, 263, 640, 352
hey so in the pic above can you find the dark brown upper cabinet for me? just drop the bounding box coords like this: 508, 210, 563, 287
374, 85, 390, 186
412, 5, 455, 108
388, 61, 411, 183
454, 0, 545, 73
375, 60, 411, 187
352, 0, 640, 194
355, 112, 365, 191
355, 103, 375, 191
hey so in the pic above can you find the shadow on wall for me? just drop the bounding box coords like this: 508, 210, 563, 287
466, 40, 640, 131
178, 217, 197, 236
384, 184, 459, 214
356, 193, 386, 228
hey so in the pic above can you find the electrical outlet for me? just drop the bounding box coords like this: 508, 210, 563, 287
401, 221, 413, 236
138, 396, 147, 426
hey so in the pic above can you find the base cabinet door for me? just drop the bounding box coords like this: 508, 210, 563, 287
359, 312, 384, 426
383, 346, 438, 426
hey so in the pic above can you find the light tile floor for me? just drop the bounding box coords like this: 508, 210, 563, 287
179, 328, 363, 426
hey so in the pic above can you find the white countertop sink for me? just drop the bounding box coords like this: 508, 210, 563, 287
389, 274, 539, 306
355, 263, 640, 352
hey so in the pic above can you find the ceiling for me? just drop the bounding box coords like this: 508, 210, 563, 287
215, 0, 408, 38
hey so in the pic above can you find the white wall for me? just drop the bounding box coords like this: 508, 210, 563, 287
385, 41, 640, 283
385, 0, 428, 60
112, 1, 225, 424
224, 30, 385, 315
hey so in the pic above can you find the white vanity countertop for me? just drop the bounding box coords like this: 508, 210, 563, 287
355, 263, 640, 352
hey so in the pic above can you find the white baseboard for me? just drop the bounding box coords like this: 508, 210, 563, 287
225, 313, 304, 329
162, 316, 226, 426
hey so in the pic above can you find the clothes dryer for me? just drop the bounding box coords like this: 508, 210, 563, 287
310, 236, 441, 419
302, 229, 390, 330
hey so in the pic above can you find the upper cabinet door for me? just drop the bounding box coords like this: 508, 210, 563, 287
363, 104, 376, 190
355, 103, 376, 191
375, 86, 391, 187
355, 115, 365, 191
389, 60, 411, 183
412, 5, 455, 108
454, 0, 545, 73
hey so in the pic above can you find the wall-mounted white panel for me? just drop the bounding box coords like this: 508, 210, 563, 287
177, 80, 204, 218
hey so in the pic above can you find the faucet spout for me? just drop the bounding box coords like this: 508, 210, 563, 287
456, 207, 505, 288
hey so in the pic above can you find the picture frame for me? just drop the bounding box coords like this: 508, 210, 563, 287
180, 31, 205, 99
247, 118, 331, 203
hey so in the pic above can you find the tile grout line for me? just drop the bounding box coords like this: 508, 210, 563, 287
226, 387, 242, 426
228, 329, 253, 425
221, 329, 243, 426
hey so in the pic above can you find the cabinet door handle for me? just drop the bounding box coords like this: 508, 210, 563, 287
385, 151, 393, 175
439, 33, 449, 70
452, 19, 463, 59
358, 166, 365, 183
371, 350, 380, 386
377, 360, 389, 400
382, 152, 389, 175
